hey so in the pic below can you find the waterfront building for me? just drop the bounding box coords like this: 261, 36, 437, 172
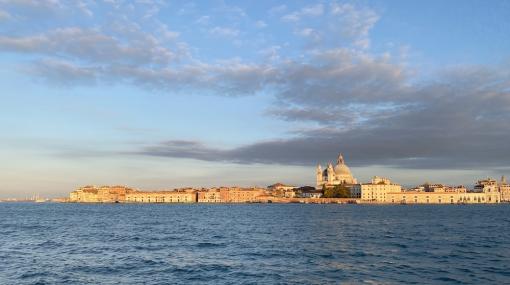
352, 176, 402, 202
69, 185, 136, 203
500, 176, 510, 202
406, 186, 425, 192
69, 185, 98, 202
387, 179, 501, 204
268, 183, 296, 191
417, 183, 467, 193
316, 154, 357, 189
444, 186, 467, 193
387, 191, 498, 204
472, 178, 500, 203
300, 189, 323, 198
197, 189, 224, 203
268, 183, 297, 198
125, 191, 197, 203
219, 187, 266, 203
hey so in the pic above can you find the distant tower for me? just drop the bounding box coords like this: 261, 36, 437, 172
337, 153, 345, 165
502, 175, 507, 185
327, 163, 334, 183
316, 164, 323, 187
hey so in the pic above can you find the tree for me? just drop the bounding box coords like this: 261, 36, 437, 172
323, 185, 351, 198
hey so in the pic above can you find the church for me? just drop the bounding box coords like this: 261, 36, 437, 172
316, 154, 357, 189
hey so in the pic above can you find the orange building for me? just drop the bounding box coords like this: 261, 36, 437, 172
197, 189, 223, 202
70, 185, 136, 203
219, 187, 266, 203
125, 191, 197, 203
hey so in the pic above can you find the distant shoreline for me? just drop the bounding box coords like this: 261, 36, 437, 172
3, 200, 508, 205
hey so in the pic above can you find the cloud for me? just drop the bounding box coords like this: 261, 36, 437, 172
0, 0, 81, 18
268, 5, 286, 15
329, 3, 379, 49
209, 26, 240, 38
296, 28, 321, 42
195, 15, 210, 25
275, 49, 407, 107
24, 58, 275, 95
26, 58, 99, 85
0, 9, 11, 21
0, 3, 380, 94
157, 24, 180, 41
0, 0, 62, 10
2, 0, 510, 172
255, 20, 267, 29
282, 4, 324, 22
281, 3, 379, 49
135, 57, 510, 170
77, 1, 93, 17
0, 27, 175, 65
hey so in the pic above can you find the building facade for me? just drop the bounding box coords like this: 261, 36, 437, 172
500, 176, 510, 202
125, 191, 197, 203
267, 183, 297, 198
352, 176, 402, 202
69, 185, 136, 203
316, 154, 357, 189
220, 187, 266, 203
387, 179, 501, 204
197, 189, 224, 203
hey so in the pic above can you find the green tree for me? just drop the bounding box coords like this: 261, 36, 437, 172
323, 185, 351, 198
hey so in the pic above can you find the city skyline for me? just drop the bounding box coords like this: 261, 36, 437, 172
1, 1, 510, 197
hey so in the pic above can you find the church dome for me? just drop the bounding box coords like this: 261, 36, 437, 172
334, 163, 352, 177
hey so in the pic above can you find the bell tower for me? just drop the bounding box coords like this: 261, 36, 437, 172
327, 163, 334, 183
337, 153, 345, 165
316, 164, 323, 187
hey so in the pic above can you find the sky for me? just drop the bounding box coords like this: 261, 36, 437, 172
1, 0, 510, 197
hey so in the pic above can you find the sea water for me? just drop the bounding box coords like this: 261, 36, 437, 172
1, 203, 509, 284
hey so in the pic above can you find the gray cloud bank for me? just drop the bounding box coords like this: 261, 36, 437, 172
1, 1, 510, 170
139, 63, 510, 169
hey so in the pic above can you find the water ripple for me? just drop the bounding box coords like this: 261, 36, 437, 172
1, 203, 510, 284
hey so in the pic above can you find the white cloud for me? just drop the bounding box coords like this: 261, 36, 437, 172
282, 4, 323, 22
281, 13, 299, 22
0, 9, 10, 20
0, 27, 175, 65
0, 0, 63, 14
268, 4, 286, 15
77, 1, 93, 17
301, 4, 324, 17
209, 26, 239, 38
158, 24, 180, 41
296, 28, 321, 42
196, 15, 210, 25
255, 20, 267, 29
281, 3, 380, 49
259, 45, 281, 62
27, 58, 99, 85
329, 3, 379, 49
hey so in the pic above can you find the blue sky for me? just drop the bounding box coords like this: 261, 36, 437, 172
0, 0, 509, 197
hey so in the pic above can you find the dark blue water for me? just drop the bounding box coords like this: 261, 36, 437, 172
1, 203, 510, 284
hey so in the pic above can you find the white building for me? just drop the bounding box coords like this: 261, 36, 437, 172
472, 178, 501, 203
316, 154, 357, 189
301, 189, 323, 198
352, 176, 402, 202
500, 176, 510, 202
